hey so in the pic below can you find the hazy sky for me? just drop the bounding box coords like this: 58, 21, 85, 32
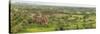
11, 0, 96, 7
11, 0, 96, 5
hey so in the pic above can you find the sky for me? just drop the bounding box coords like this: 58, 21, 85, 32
11, 0, 96, 7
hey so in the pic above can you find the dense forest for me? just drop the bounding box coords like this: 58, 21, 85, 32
10, 3, 96, 33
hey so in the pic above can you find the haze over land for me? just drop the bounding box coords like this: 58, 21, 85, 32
11, 0, 96, 7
